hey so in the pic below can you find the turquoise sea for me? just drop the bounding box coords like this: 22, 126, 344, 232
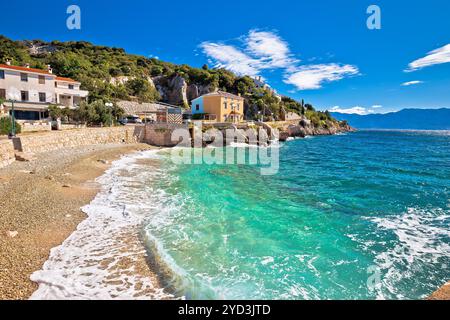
142, 130, 450, 300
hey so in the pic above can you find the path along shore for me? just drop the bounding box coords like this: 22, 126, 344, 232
0, 143, 166, 300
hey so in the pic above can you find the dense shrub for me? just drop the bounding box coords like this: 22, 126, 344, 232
49, 101, 124, 126
0, 116, 22, 135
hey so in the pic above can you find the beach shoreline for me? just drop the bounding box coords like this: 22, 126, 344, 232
0, 139, 448, 300
0, 143, 162, 300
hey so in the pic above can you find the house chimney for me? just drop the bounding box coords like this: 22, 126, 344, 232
6, 59, 11, 66
47, 65, 53, 74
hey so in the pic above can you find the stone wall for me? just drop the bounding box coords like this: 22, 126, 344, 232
60, 123, 87, 130
19, 121, 52, 133
15, 126, 145, 154
0, 139, 15, 169
143, 123, 189, 147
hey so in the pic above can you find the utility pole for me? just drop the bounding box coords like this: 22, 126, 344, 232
9, 99, 16, 138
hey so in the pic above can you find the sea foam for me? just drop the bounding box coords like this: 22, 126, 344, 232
30, 150, 174, 300
368, 207, 450, 299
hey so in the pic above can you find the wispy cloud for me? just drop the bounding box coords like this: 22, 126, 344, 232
200, 30, 295, 77
401, 80, 424, 86
406, 44, 450, 72
200, 30, 359, 91
329, 106, 373, 115
372, 105, 383, 108
284, 64, 359, 90
245, 30, 298, 70
200, 43, 261, 76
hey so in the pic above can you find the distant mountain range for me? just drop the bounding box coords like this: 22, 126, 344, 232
331, 108, 450, 130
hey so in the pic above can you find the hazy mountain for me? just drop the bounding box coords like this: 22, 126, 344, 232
331, 108, 450, 130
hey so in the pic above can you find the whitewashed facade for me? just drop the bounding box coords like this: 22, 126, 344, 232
0, 61, 88, 121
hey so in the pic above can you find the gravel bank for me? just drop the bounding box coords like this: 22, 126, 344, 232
428, 282, 450, 300
0, 143, 159, 300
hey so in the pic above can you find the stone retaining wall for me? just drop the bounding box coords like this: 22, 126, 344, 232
15, 126, 145, 154
19, 121, 52, 133
0, 139, 15, 169
60, 123, 87, 130
143, 123, 188, 147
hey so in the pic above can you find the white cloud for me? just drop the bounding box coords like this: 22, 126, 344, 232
200, 42, 261, 76
329, 106, 373, 115
401, 80, 424, 86
201, 30, 359, 91
284, 64, 359, 90
200, 30, 297, 76
372, 105, 383, 108
406, 44, 450, 72
245, 30, 298, 69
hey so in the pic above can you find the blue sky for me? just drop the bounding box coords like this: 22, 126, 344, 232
2, 0, 450, 113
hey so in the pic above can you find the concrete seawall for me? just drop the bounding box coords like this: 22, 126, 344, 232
0, 126, 146, 169
13, 126, 145, 154
0, 124, 192, 169
144, 123, 188, 147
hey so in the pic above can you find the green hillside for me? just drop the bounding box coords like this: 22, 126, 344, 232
0, 35, 339, 126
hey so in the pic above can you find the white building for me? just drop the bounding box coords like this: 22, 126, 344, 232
0, 61, 88, 121
253, 76, 282, 101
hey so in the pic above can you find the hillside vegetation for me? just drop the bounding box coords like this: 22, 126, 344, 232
0, 35, 341, 127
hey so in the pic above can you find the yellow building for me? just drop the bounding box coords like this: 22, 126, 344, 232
191, 91, 244, 123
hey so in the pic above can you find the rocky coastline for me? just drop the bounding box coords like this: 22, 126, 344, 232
277, 118, 356, 141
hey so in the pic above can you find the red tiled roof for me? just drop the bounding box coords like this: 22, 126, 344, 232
56, 76, 79, 83
0, 64, 55, 76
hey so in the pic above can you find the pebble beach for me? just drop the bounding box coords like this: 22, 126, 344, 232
0, 143, 162, 300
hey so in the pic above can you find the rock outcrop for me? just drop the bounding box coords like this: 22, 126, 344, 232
187, 83, 217, 101
22, 40, 57, 56
153, 75, 187, 106
276, 117, 355, 141
109, 76, 131, 86
153, 75, 217, 107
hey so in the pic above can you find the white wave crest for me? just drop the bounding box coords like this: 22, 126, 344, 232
30, 150, 175, 300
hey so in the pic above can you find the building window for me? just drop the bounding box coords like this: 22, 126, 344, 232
39, 75, 45, 84
0, 89, 5, 99
0, 70, 4, 79
68, 84, 74, 90
20, 73, 28, 82
224, 102, 227, 109
9, 110, 40, 121
21, 91, 29, 101
196, 104, 200, 111
55, 82, 58, 88
39, 92, 46, 102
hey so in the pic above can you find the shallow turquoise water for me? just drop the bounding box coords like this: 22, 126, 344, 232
143, 131, 450, 300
